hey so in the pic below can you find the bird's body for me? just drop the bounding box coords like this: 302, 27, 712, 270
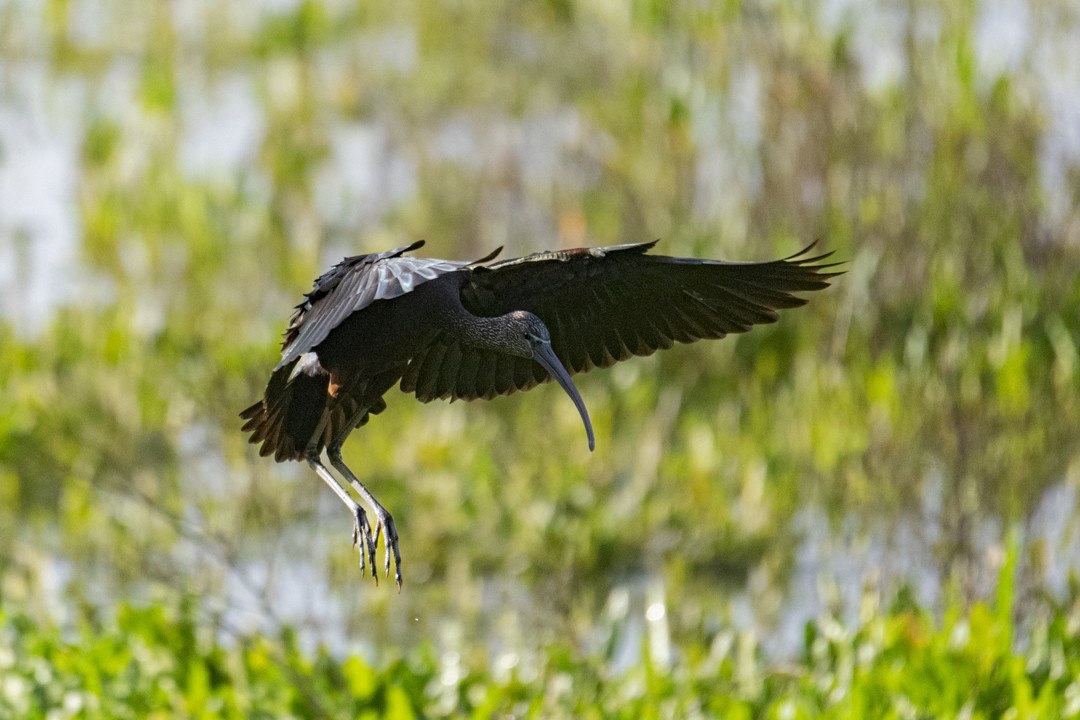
241, 239, 841, 586
245, 257, 465, 462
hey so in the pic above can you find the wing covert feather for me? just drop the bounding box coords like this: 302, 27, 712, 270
276, 242, 477, 370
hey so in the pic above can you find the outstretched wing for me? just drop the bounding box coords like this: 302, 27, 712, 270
401, 241, 842, 402
277, 241, 491, 370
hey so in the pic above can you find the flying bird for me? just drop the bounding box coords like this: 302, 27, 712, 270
240, 240, 841, 587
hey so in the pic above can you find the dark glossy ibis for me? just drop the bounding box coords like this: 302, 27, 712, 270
240, 240, 842, 587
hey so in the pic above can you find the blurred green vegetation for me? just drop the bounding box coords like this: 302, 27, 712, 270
1, 0, 1080, 711
4, 556, 1080, 719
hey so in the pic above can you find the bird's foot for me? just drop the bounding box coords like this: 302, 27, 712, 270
371, 506, 402, 590
350, 506, 378, 583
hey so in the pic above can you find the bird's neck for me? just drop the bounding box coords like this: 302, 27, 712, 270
452, 312, 510, 352
433, 276, 528, 356
444, 306, 528, 357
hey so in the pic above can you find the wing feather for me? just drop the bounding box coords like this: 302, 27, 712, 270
475, 350, 498, 399
436, 344, 463, 400
463, 240, 841, 376
513, 355, 536, 391
455, 346, 481, 399
402, 241, 841, 403
276, 242, 479, 370
493, 355, 516, 396
416, 341, 449, 401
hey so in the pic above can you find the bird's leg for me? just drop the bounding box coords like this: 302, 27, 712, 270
305, 450, 378, 581
327, 443, 402, 589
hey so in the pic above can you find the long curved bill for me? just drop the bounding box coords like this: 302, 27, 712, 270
533, 341, 595, 452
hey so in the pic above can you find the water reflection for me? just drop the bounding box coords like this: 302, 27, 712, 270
0, 63, 81, 336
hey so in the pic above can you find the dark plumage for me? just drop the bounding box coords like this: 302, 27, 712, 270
241, 239, 842, 586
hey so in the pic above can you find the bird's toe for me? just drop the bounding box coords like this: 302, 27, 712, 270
351, 506, 378, 583
374, 509, 403, 590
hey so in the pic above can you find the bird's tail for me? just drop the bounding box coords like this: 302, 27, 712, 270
241, 361, 394, 462
240, 360, 329, 462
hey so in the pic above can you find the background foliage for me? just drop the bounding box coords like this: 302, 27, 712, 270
1, 0, 1079, 715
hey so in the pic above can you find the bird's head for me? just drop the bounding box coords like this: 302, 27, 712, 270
506, 311, 595, 452
503, 311, 551, 356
